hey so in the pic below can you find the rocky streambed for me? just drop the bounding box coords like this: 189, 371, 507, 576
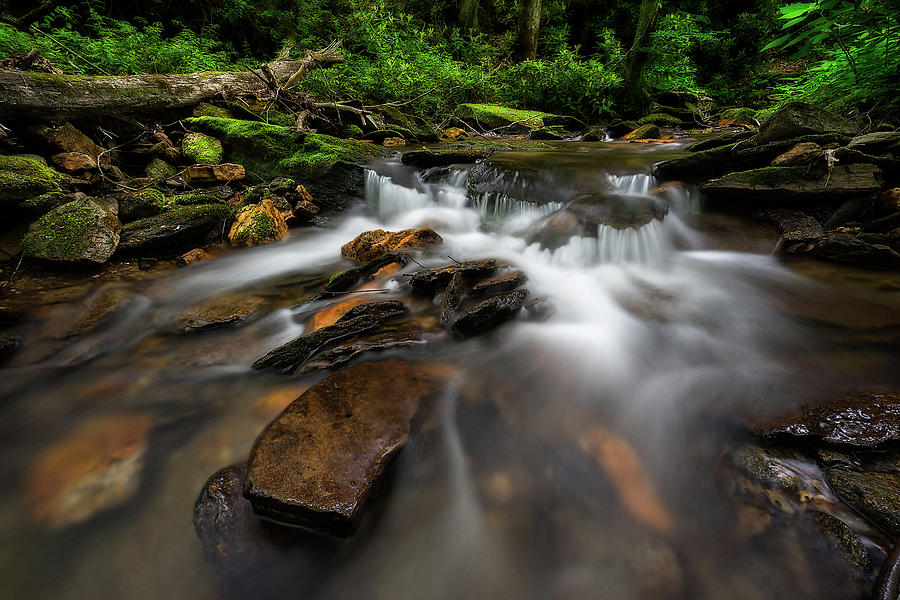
1, 102, 900, 600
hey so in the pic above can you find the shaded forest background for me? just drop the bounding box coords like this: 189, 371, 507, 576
0, 0, 898, 123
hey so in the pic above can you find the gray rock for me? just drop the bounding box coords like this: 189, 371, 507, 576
762, 209, 823, 245
847, 131, 900, 154
754, 102, 858, 145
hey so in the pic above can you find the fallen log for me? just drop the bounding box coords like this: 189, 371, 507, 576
0, 43, 344, 120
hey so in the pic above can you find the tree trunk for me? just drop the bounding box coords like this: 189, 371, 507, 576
515, 0, 541, 61
623, 0, 660, 106
458, 0, 480, 32
0, 44, 344, 120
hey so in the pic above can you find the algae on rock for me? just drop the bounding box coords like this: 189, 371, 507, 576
0, 155, 66, 205
22, 197, 121, 263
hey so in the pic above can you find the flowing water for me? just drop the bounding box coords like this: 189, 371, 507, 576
2, 141, 900, 600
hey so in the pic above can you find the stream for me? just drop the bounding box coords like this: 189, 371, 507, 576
2, 141, 900, 599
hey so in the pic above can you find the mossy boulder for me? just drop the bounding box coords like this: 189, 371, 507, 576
182, 117, 384, 180
118, 204, 232, 254
377, 106, 438, 141
182, 132, 224, 165
22, 197, 120, 263
17, 191, 70, 216
117, 188, 168, 222
0, 155, 66, 205
145, 158, 177, 178
639, 113, 682, 127
172, 191, 221, 206
228, 198, 288, 247
455, 104, 557, 132
193, 102, 233, 119
623, 124, 661, 141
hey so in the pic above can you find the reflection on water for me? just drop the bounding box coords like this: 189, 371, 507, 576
2, 142, 899, 600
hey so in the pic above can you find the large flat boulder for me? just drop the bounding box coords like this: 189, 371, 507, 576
243, 360, 445, 535
118, 203, 232, 254
701, 164, 882, 206
754, 102, 858, 145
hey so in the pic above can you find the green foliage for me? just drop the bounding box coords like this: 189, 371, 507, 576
764, 0, 900, 110
644, 12, 721, 93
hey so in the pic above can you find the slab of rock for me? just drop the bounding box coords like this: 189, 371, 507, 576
27, 122, 106, 160
750, 392, 900, 448
316, 253, 411, 298
401, 148, 491, 168
846, 131, 900, 154
623, 124, 661, 141
701, 164, 882, 205
811, 511, 871, 575
341, 228, 442, 262
228, 198, 288, 247
408, 259, 499, 295
771, 142, 822, 166
686, 130, 755, 152
51, 151, 97, 174
183, 163, 245, 184
25, 414, 152, 529
811, 231, 900, 269
173, 296, 264, 333
243, 360, 444, 534
23, 197, 121, 263
762, 209, 823, 245
754, 102, 858, 146
118, 204, 231, 254
453, 289, 527, 335
824, 469, 900, 537
115, 189, 167, 222
0, 154, 66, 205
470, 270, 527, 298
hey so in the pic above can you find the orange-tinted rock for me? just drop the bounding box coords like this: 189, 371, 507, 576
771, 142, 822, 166
183, 163, 245, 184
243, 360, 446, 534
26, 414, 153, 529
176, 247, 210, 266
622, 124, 660, 141
292, 199, 320, 221
173, 296, 264, 332
371, 261, 404, 279
307, 295, 376, 332
341, 228, 442, 263
228, 198, 288, 247
439, 127, 469, 141
51, 151, 97, 173
382, 137, 407, 147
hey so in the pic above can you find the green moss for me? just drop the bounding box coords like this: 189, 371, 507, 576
182, 132, 224, 165
720, 107, 758, 121
183, 117, 385, 179
193, 102, 233, 119
639, 113, 682, 126
0, 155, 66, 203
145, 158, 177, 178
172, 191, 220, 205
328, 269, 349, 284
22, 198, 114, 262
455, 103, 557, 130
231, 209, 277, 245
341, 124, 364, 139
269, 178, 296, 196
729, 166, 810, 186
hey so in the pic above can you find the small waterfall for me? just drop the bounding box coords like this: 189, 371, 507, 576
607, 173, 655, 196
471, 192, 563, 221
366, 169, 469, 221
527, 220, 671, 267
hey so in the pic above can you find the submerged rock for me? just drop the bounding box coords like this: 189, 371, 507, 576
228, 198, 288, 247
173, 296, 264, 333
341, 228, 442, 263
566, 193, 669, 230
825, 469, 900, 537
25, 413, 152, 529
811, 511, 872, 575
408, 259, 499, 295
762, 209, 823, 246
750, 392, 900, 448
811, 231, 900, 269
243, 360, 445, 535
0, 335, 20, 364
22, 197, 120, 263
453, 289, 527, 335
401, 147, 491, 168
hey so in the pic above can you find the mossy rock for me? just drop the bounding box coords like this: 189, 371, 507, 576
639, 113, 682, 127
193, 102, 234, 119
529, 126, 568, 140
624, 124, 661, 140
146, 158, 177, 178
377, 106, 438, 141
182, 117, 385, 180
118, 203, 232, 254
0, 155, 66, 205
17, 190, 70, 215
340, 124, 364, 139
182, 133, 224, 165
172, 191, 221, 206
455, 104, 556, 132
228, 198, 288, 247
118, 188, 168, 222
22, 197, 120, 263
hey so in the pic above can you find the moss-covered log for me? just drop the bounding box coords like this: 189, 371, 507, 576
0, 45, 343, 120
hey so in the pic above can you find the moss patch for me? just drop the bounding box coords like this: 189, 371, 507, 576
0, 155, 66, 204
146, 158, 177, 178
719, 107, 758, 121
455, 104, 557, 130
172, 191, 220, 205
182, 133, 224, 165
639, 113, 682, 126
22, 198, 119, 263
728, 166, 811, 187
183, 117, 385, 179
193, 102, 234, 119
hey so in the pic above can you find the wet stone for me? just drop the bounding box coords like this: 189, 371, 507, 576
453, 289, 528, 336
469, 270, 527, 298
761, 209, 823, 245
0, 334, 21, 364
401, 148, 491, 168
824, 469, 900, 537
176, 247, 209, 266
566, 193, 669, 230
243, 360, 445, 535
408, 259, 499, 295
335, 299, 408, 324
750, 392, 900, 448
341, 228, 442, 263
811, 511, 872, 575
436, 271, 466, 325
173, 296, 264, 333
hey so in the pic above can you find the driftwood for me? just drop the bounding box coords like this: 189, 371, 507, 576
0, 42, 344, 120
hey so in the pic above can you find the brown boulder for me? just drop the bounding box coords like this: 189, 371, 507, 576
176, 247, 210, 266
183, 163, 246, 184
770, 142, 822, 167
622, 124, 661, 141
243, 360, 445, 535
341, 228, 442, 262
228, 198, 288, 247
51, 151, 97, 174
